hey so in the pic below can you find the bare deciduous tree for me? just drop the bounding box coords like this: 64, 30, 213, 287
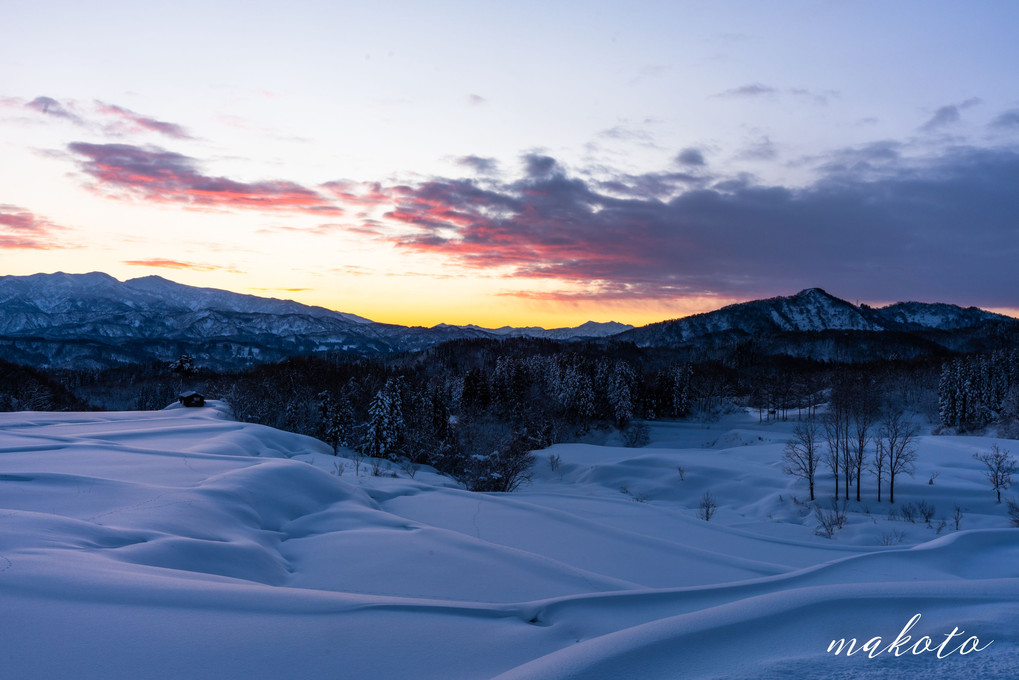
783, 420, 821, 501
880, 407, 919, 504
822, 404, 849, 499
973, 443, 1016, 504
872, 439, 888, 503
850, 391, 877, 502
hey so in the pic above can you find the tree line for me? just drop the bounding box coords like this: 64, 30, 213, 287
3, 338, 1017, 496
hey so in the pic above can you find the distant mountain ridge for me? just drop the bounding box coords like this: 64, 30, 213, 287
0, 272, 633, 369
618, 288, 1009, 346
616, 288, 1014, 361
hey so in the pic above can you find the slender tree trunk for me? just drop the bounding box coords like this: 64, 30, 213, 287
844, 448, 851, 501
855, 460, 862, 502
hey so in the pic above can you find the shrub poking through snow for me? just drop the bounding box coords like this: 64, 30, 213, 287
622, 422, 650, 448
815, 499, 848, 538
1007, 498, 1019, 528
698, 491, 717, 521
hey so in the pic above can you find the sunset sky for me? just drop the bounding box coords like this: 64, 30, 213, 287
3, 0, 1019, 328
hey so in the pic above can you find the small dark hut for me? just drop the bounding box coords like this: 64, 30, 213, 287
178, 391, 206, 408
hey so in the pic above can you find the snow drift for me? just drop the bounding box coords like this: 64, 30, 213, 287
0, 404, 1016, 678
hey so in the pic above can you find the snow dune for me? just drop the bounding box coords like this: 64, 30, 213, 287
0, 404, 1016, 678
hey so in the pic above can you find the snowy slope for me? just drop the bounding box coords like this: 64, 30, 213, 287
1, 406, 1016, 679
867, 300, 1007, 331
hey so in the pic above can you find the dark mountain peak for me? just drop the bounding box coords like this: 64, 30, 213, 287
793, 287, 834, 300
125, 274, 176, 287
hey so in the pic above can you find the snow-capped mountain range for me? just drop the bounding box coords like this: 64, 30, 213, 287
0, 274, 1012, 369
0, 272, 631, 368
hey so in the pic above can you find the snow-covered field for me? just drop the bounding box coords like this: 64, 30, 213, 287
1, 403, 1016, 679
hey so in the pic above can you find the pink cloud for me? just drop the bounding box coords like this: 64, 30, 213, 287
70, 143, 343, 215
0, 205, 70, 250
95, 102, 193, 139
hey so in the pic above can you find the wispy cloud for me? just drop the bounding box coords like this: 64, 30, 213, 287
7, 95, 193, 140
920, 98, 981, 132
0, 204, 71, 250
25, 96, 83, 124
714, 84, 835, 104
597, 125, 658, 147
715, 83, 777, 98
69, 142, 342, 214
247, 287, 313, 292
123, 258, 243, 273
258, 222, 347, 236
736, 136, 778, 161
94, 102, 193, 139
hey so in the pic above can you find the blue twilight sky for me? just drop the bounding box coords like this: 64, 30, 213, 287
2, 0, 1018, 327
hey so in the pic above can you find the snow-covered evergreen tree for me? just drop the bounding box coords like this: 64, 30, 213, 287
938, 360, 958, 427
671, 363, 693, 417
362, 377, 404, 465
608, 361, 635, 427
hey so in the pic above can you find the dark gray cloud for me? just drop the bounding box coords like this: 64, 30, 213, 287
921, 105, 961, 131
456, 155, 500, 175
991, 109, 1019, 129
523, 153, 561, 178
921, 98, 981, 132
373, 146, 1019, 308
815, 140, 902, 175
676, 148, 706, 167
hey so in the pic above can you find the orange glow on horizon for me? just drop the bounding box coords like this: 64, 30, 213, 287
292, 289, 748, 329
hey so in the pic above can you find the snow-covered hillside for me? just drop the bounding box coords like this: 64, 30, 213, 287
619, 288, 1013, 354
1, 405, 1016, 678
